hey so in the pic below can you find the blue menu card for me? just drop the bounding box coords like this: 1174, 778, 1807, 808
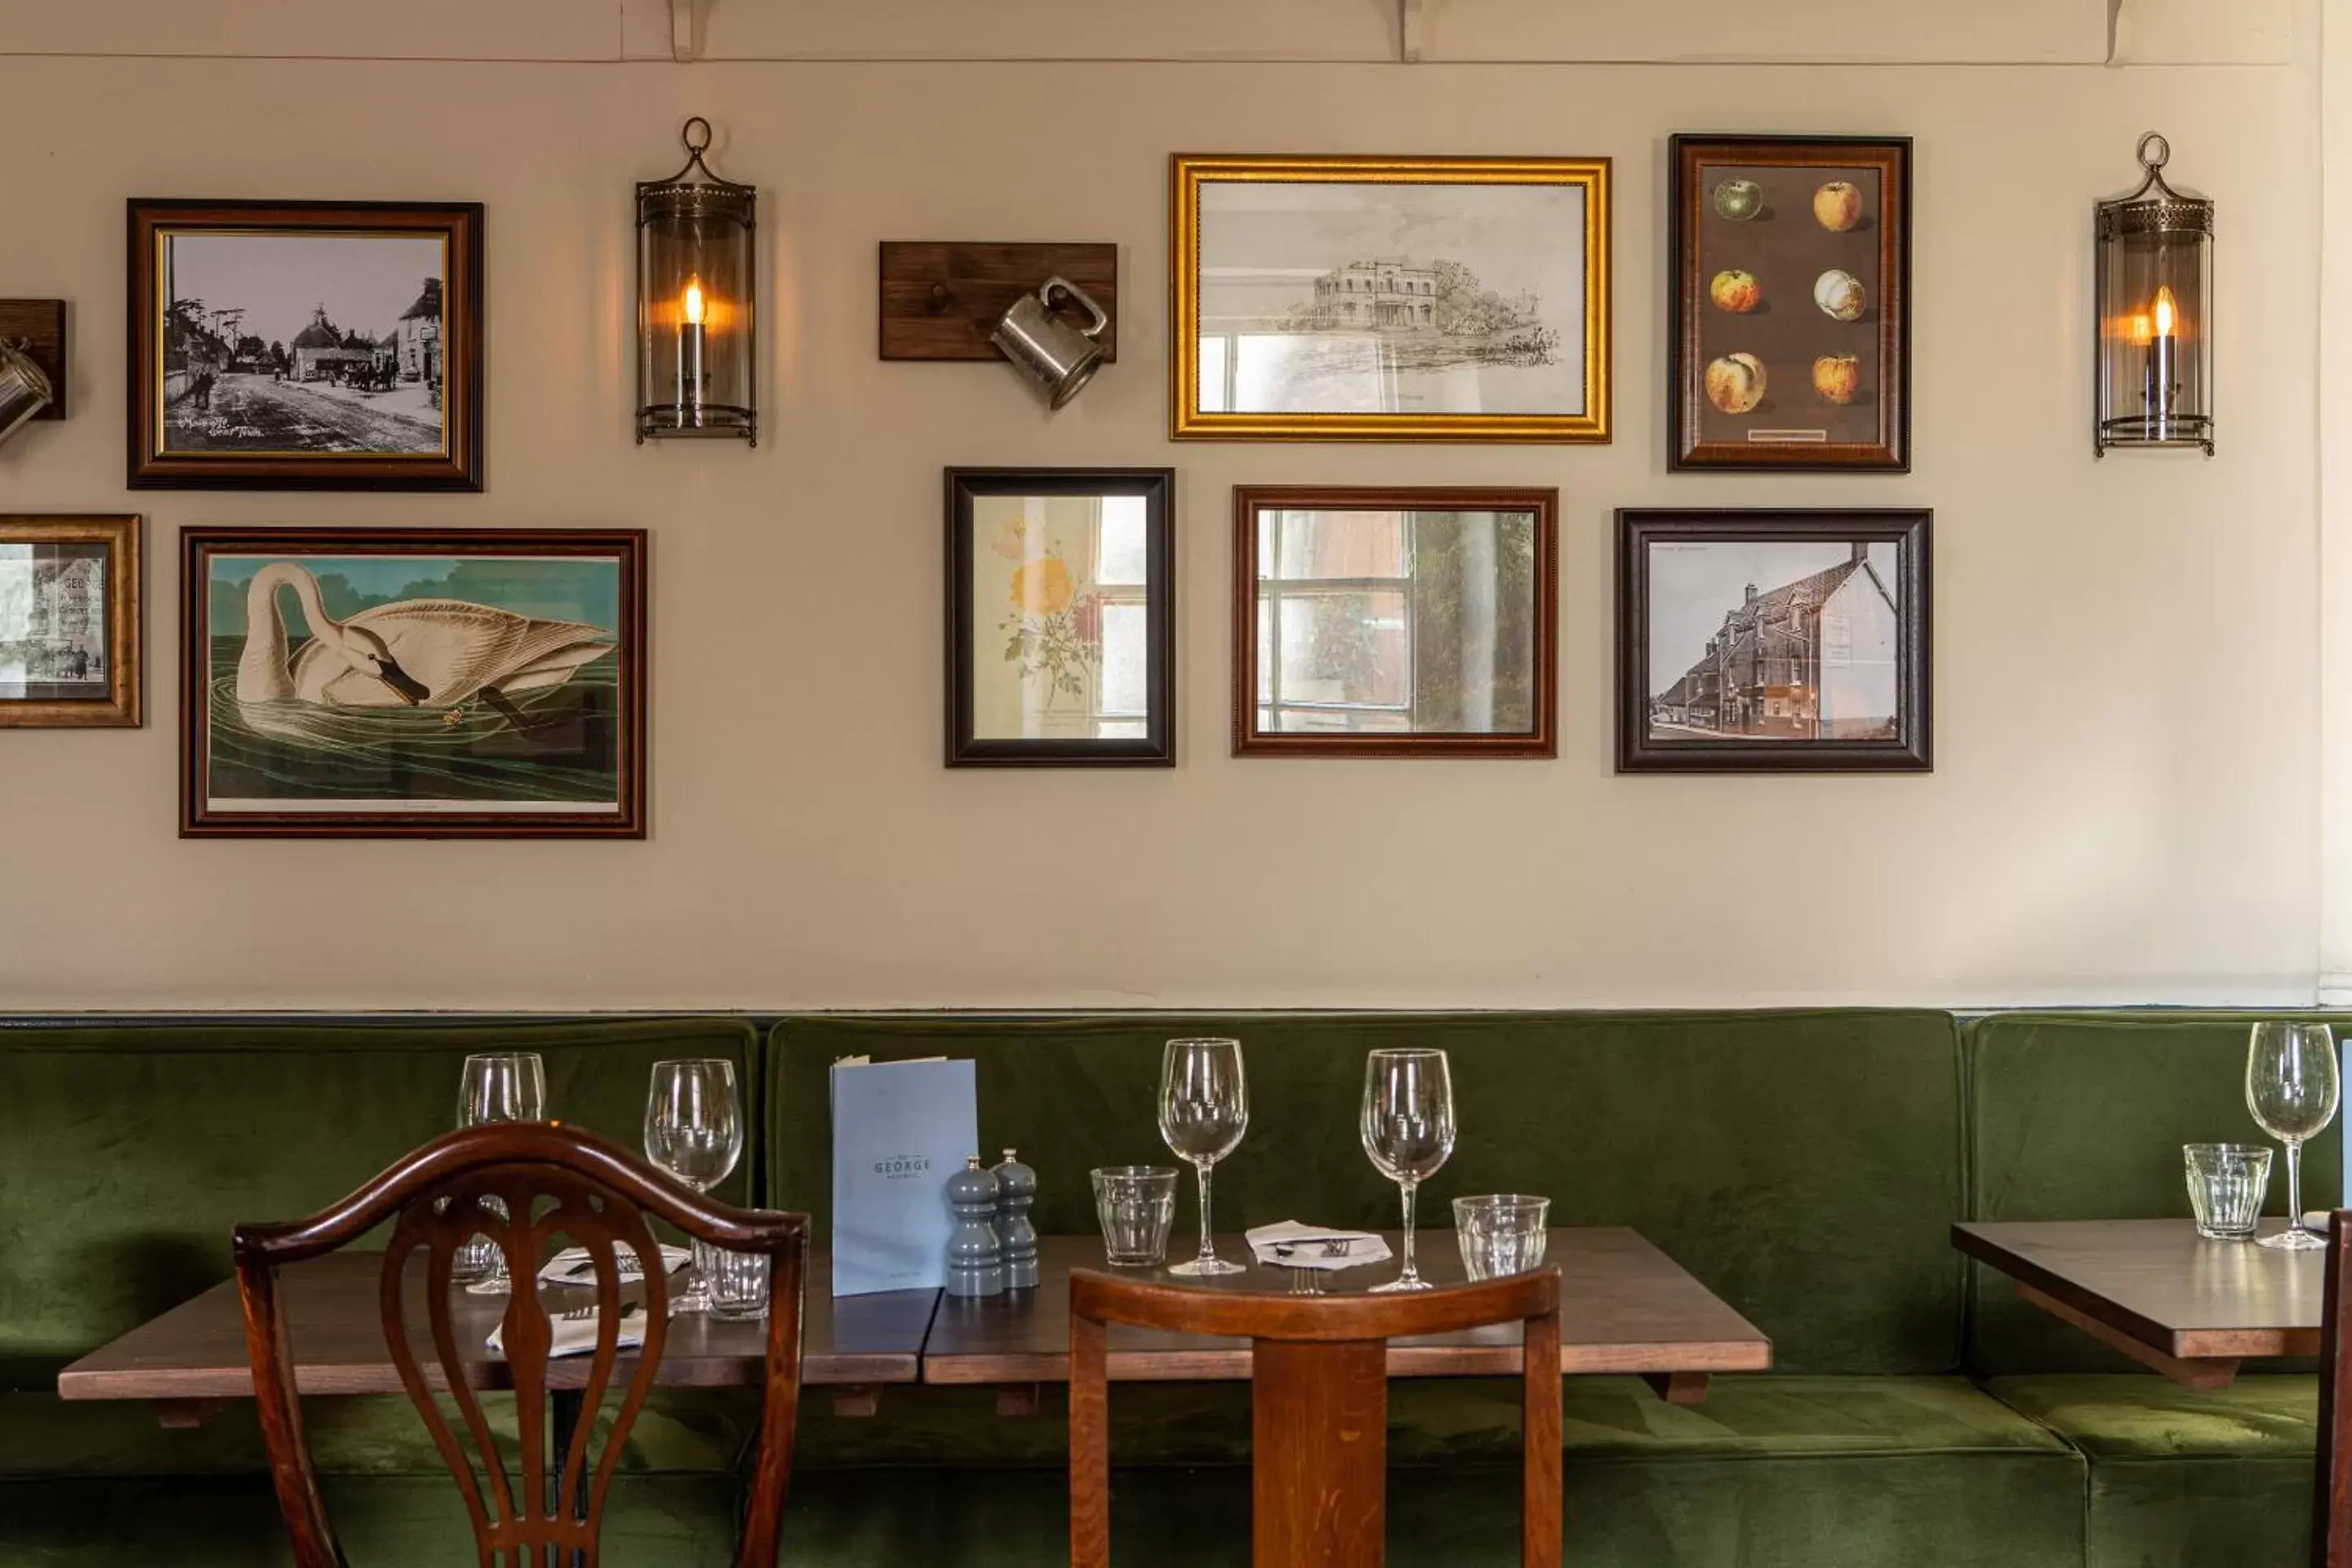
830, 1056, 978, 1298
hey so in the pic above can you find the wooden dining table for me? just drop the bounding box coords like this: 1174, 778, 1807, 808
56, 1242, 940, 1424
926, 1228, 1772, 1412
1953, 1217, 2326, 1388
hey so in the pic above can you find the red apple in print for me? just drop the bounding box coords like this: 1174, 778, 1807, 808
1813, 181, 1863, 232
1710, 269, 1761, 313
1813, 355, 1861, 404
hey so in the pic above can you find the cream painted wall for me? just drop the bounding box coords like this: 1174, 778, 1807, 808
0, 24, 2324, 1010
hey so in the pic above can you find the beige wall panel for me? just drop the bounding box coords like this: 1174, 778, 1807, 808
0, 0, 619, 60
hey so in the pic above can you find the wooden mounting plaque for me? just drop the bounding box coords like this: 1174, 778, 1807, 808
879, 242, 1117, 362
0, 300, 66, 419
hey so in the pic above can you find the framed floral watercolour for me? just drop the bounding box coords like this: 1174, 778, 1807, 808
1172, 155, 1611, 442
946, 469, 1174, 767
1233, 486, 1557, 758
127, 200, 485, 490
0, 514, 141, 728
1616, 509, 1930, 773
181, 527, 647, 837
1668, 136, 1910, 471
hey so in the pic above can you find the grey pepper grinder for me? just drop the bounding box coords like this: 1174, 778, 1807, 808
944, 1155, 1004, 1298
992, 1148, 1039, 1290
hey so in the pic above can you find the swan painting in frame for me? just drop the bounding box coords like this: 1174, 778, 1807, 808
180, 527, 647, 838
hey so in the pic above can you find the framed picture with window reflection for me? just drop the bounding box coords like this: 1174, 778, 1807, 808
946, 468, 1174, 767
1233, 486, 1557, 757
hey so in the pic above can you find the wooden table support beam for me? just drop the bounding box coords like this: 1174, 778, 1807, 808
2015, 1282, 2241, 1390
1641, 1370, 1710, 1405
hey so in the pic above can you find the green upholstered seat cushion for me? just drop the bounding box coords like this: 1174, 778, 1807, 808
793, 1375, 2071, 1469
0, 1388, 758, 1477
1984, 1372, 2314, 1459
770, 1011, 1964, 1375
1984, 1375, 2318, 1568
781, 1379, 2086, 1568
0, 1018, 760, 1391
1965, 1012, 2350, 1373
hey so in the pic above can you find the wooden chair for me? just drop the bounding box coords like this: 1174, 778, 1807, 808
2320, 1210, 2352, 1565
232, 1122, 807, 1568
1069, 1268, 1563, 1568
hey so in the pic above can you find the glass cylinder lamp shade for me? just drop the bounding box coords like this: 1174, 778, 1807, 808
637, 118, 756, 445
2095, 132, 2212, 457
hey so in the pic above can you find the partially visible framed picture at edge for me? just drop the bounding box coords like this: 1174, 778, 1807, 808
945, 469, 1174, 767
181, 528, 646, 837
1234, 486, 1558, 757
1617, 509, 1930, 773
127, 201, 484, 490
1172, 155, 1611, 442
0, 515, 140, 727
1670, 136, 1910, 471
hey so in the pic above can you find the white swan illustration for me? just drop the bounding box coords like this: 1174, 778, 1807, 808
235, 560, 616, 715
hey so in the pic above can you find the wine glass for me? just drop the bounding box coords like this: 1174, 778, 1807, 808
1361, 1048, 1456, 1292
1158, 1038, 1248, 1277
2247, 1022, 2341, 1251
455, 1051, 547, 1293
645, 1059, 745, 1311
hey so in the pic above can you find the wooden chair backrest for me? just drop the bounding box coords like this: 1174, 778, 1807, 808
232, 1122, 807, 1568
1069, 1267, 1562, 1568
2320, 1210, 2352, 1566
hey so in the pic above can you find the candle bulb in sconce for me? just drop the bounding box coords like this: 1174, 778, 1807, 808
678, 275, 707, 421
2145, 284, 2179, 436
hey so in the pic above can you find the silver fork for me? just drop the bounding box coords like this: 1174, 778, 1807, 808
555, 1303, 640, 1323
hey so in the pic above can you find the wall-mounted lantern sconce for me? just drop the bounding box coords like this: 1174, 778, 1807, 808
637, 117, 756, 446
2095, 131, 2212, 457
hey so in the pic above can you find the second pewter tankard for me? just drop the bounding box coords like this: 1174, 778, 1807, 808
991, 276, 1109, 410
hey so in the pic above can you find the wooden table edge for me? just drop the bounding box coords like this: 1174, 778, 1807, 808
56, 1353, 922, 1403
919, 1342, 1772, 1388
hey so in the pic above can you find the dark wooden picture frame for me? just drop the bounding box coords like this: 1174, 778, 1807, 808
1669, 135, 1910, 472
127, 200, 485, 491
181, 527, 647, 837
0, 514, 141, 727
945, 468, 1175, 768
1233, 485, 1558, 759
1616, 508, 1931, 773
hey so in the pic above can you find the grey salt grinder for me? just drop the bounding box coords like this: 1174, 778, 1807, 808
945, 1155, 1004, 1298
992, 1148, 1040, 1290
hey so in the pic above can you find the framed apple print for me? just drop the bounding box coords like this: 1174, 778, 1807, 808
946, 468, 1174, 767
1669, 135, 1910, 471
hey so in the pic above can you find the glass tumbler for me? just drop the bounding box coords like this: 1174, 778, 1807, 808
1453, 1195, 1552, 1280
2184, 1143, 2272, 1240
1092, 1166, 1179, 1266
706, 1247, 771, 1321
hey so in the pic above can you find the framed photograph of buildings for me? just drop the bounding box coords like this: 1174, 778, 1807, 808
181, 528, 646, 837
0, 515, 140, 728
1617, 509, 1930, 773
1234, 486, 1558, 757
127, 201, 484, 490
946, 468, 1174, 767
1669, 136, 1910, 471
1172, 155, 1611, 442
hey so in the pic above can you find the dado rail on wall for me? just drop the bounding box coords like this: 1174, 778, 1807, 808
0, 0, 2295, 67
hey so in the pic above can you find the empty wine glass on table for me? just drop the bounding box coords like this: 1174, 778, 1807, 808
1158, 1038, 1249, 1277
2245, 1021, 2341, 1251
454, 1051, 548, 1293
1362, 1048, 1456, 1292
645, 1059, 745, 1312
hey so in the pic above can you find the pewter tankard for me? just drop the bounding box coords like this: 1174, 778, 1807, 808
991, 276, 1109, 410
0, 339, 53, 448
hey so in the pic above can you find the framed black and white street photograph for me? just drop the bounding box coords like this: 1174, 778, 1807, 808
0, 514, 141, 728
127, 201, 483, 490
1616, 509, 1929, 773
1171, 154, 1612, 442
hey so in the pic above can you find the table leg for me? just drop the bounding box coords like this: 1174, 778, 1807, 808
1640, 1371, 1710, 1406
551, 1388, 588, 1568
828, 1385, 882, 1418
2015, 1282, 2241, 1390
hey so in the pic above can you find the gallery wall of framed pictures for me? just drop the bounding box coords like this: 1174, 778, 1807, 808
10, 115, 1932, 862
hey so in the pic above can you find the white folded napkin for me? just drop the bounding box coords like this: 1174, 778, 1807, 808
487, 1301, 668, 1359
536, 1243, 691, 1287
2302, 1211, 2336, 1237
1245, 1220, 1394, 1272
